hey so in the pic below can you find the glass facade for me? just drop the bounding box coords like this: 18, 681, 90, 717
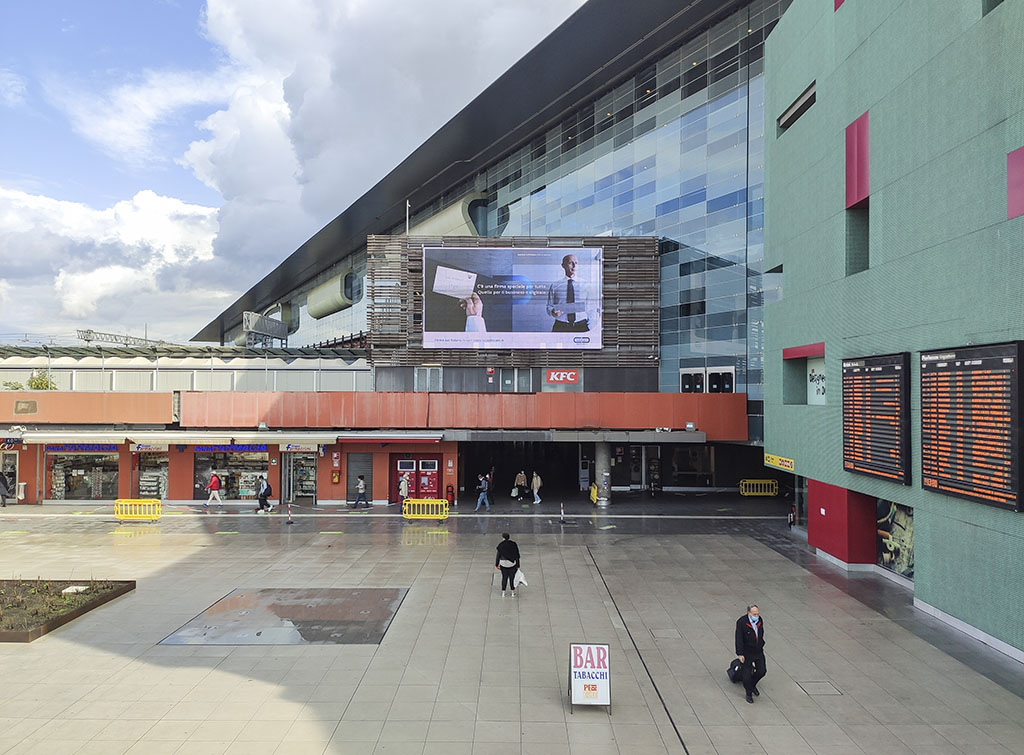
283, 0, 789, 439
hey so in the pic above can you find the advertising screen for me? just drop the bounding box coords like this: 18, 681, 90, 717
920, 343, 1020, 510
422, 247, 602, 349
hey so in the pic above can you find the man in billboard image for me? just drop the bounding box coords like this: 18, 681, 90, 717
547, 253, 592, 332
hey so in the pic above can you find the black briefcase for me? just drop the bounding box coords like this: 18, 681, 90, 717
727, 658, 744, 683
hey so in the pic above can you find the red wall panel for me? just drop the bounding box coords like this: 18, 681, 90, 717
846, 111, 870, 208
1008, 146, 1024, 220
807, 479, 876, 564
168, 446, 195, 501
178, 391, 749, 440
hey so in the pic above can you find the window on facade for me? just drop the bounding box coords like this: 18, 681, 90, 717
777, 81, 816, 135
500, 368, 533, 393
679, 301, 706, 317
846, 203, 869, 275
414, 367, 442, 392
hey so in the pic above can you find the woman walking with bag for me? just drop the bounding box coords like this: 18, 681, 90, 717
495, 532, 520, 598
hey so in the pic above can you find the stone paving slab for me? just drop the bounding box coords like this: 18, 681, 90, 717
0, 511, 1021, 754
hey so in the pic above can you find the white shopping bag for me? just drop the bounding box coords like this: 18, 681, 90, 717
513, 569, 528, 588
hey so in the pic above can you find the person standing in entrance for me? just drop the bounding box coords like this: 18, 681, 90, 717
495, 532, 520, 597
398, 473, 410, 503
735, 604, 767, 703
475, 473, 491, 511
0, 473, 9, 507
354, 473, 370, 510
531, 471, 542, 504
203, 471, 223, 508
514, 470, 527, 501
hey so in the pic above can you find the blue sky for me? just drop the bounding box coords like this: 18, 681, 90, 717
0, 0, 222, 206
0, 0, 586, 345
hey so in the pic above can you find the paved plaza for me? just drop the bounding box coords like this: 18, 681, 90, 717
0, 497, 1023, 754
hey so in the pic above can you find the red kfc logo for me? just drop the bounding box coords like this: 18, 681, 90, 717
546, 370, 579, 384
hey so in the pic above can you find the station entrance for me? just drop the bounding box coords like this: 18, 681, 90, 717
459, 442, 594, 502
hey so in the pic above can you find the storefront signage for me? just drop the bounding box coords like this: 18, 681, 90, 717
546, 369, 579, 384
764, 452, 795, 472
1, 439, 23, 450
131, 443, 168, 453
45, 444, 118, 453
569, 643, 610, 709
282, 443, 319, 452
194, 444, 268, 452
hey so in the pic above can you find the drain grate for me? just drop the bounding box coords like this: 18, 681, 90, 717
797, 681, 843, 695
161, 587, 408, 645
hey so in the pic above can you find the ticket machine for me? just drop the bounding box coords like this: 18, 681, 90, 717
418, 459, 439, 497
396, 458, 416, 499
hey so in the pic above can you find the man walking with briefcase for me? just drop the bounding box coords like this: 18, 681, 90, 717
735, 604, 766, 703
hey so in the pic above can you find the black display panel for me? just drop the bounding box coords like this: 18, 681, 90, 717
843, 353, 911, 485
920, 343, 1020, 510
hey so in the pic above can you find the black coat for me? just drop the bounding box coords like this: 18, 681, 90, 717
735, 615, 766, 657
495, 539, 520, 567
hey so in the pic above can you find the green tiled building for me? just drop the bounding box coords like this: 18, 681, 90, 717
764, 0, 1024, 657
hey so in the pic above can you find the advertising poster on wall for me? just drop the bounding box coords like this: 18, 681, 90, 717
422, 247, 603, 349
876, 499, 913, 579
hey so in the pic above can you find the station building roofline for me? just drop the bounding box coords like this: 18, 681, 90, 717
192, 0, 749, 344
0, 345, 367, 361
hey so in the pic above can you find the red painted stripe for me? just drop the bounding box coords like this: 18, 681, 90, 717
846, 111, 870, 208
783, 342, 825, 360
835, 0, 844, 10
1009, 146, 1024, 220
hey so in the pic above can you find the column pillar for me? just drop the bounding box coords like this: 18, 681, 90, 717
594, 441, 612, 507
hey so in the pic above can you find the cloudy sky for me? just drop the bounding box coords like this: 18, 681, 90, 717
0, 0, 585, 345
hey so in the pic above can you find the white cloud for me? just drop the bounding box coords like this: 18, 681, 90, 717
22, 0, 588, 342
47, 67, 254, 165
0, 187, 221, 341
0, 69, 26, 107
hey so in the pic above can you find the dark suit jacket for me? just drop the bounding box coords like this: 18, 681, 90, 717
735, 615, 766, 657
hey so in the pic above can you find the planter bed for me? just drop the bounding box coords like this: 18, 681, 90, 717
0, 579, 136, 642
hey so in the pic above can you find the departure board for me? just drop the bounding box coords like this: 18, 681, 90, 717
920, 343, 1020, 510
842, 353, 911, 484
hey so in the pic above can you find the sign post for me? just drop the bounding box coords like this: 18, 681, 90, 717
568, 642, 611, 714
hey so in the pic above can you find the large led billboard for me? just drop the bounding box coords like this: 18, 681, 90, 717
422, 247, 603, 349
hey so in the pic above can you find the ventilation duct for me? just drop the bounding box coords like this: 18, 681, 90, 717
307, 272, 354, 319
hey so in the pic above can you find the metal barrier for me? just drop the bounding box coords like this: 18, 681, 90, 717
739, 479, 779, 497
114, 498, 163, 521
401, 498, 450, 522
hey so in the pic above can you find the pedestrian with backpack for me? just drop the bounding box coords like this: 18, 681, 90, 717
255, 475, 274, 513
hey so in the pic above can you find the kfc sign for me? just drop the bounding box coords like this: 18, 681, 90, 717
546, 370, 579, 384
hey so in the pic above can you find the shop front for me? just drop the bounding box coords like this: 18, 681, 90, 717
131, 443, 169, 499
281, 443, 319, 503
193, 444, 270, 501
45, 443, 120, 501
1, 437, 20, 498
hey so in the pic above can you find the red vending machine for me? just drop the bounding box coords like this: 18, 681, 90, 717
396, 458, 416, 500
418, 459, 439, 497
